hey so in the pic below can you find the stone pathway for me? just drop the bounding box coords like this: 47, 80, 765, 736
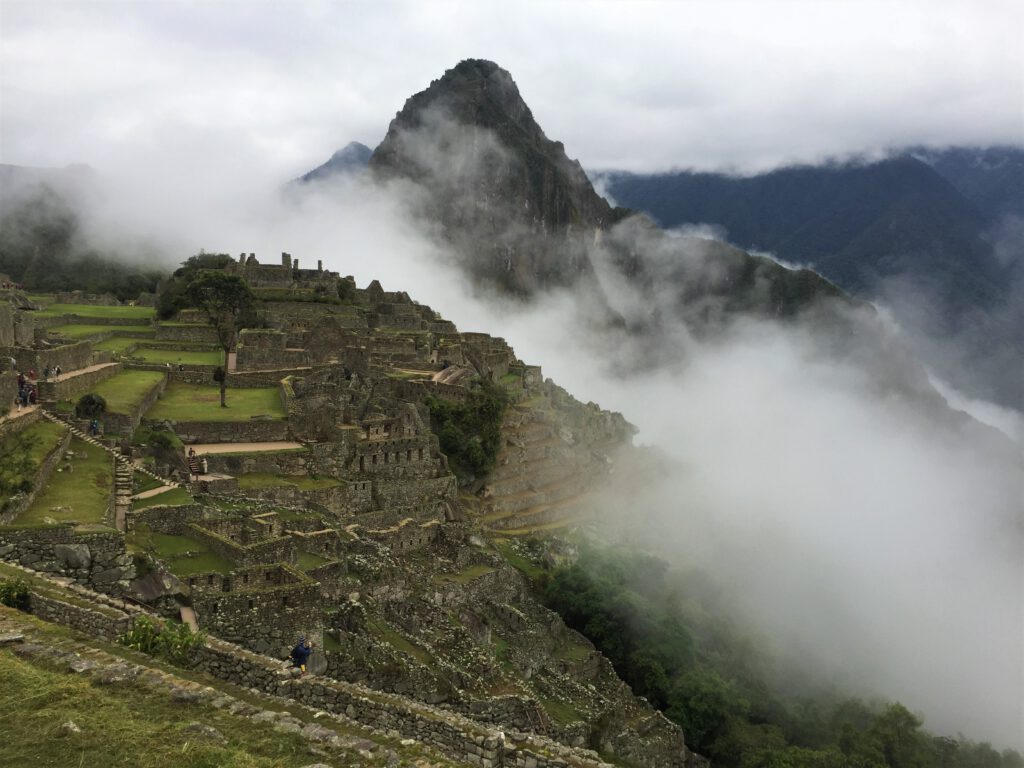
190, 441, 304, 454
131, 485, 176, 501
0, 403, 37, 425
44, 361, 119, 384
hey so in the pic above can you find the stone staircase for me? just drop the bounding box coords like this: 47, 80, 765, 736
38, 409, 181, 529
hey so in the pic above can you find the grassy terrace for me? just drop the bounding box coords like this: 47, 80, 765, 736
35, 303, 156, 319
146, 383, 285, 422
0, 421, 67, 490
130, 523, 231, 576
296, 550, 331, 570
49, 323, 156, 339
84, 369, 165, 415
91, 337, 139, 354
131, 487, 193, 510
130, 347, 224, 366
237, 472, 340, 491
19, 438, 113, 526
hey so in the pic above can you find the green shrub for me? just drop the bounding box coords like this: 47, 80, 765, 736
75, 392, 107, 419
118, 615, 205, 664
0, 578, 30, 611
426, 379, 508, 480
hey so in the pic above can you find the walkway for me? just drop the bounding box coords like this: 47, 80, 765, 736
190, 441, 304, 455
0, 403, 37, 426
44, 361, 119, 384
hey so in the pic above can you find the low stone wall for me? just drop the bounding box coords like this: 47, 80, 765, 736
37, 362, 122, 403
104, 372, 167, 436
29, 591, 133, 641
0, 371, 17, 412
0, 429, 71, 525
224, 483, 347, 515
0, 524, 134, 595
166, 418, 290, 444
126, 503, 206, 534
0, 403, 41, 441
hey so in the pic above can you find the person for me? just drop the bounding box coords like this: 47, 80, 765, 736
55, 365, 62, 377
89, 418, 100, 437
200, 457, 208, 475
289, 638, 314, 674
43, 366, 50, 381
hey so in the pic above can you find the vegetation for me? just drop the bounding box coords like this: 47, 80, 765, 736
0, 185, 164, 300
74, 392, 106, 420
0, 577, 30, 610
129, 523, 229, 575
20, 438, 113, 525
541, 545, 1023, 768
119, 615, 205, 664
236, 472, 340, 490
155, 252, 234, 319
0, 421, 66, 500
36, 303, 155, 319
129, 347, 223, 366
131, 487, 193, 511
426, 379, 508, 480
145, 383, 284, 422
81, 369, 164, 415
48, 323, 156, 339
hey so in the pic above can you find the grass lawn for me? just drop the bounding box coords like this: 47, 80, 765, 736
237, 472, 340, 491
0, 635, 329, 768
296, 550, 331, 570
432, 564, 495, 585
91, 337, 139, 354
19, 438, 112, 525
131, 487, 193, 510
50, 323, 156, 339
132, 471, 163, 494
35, 303, 155, 319
130, 347, 223, 366
0, 421, 67, 490
146, 383, 285, 422
82, 370, 165, 415
130, 523, 231, 576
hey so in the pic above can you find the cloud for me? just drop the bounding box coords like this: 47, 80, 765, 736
1, 0, 1022, 174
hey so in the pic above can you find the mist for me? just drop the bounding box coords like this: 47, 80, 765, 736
12, 131, 1022, 749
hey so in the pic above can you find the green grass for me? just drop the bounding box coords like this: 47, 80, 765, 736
132, 472, 163, 494
82, 370, 165, 415
130, 524, 231, 576
130, 347, 224, 366
131, 487, 193, 510
366, 616, 433, 665
49, 324, 156, 339
35, 303, 156, 319
91, 337, 140, 354
19, 438, 112, 525
432, 564, 495, 585
0, 421, 67, 488
237, 473, 340, 491
295, 550, 330, 571
146, 383, 285, 422
538, 696, 583, 725
492, 539, 545, 580
0, 639, 329, 767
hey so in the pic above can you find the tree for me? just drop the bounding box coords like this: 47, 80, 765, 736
184, 270, 253, 407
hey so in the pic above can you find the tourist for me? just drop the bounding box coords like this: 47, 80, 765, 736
43, 365, 50, 381
289, 637, 314, 674
89, 419, 100, 437
201, 457, 208, 475
28, 368, 35, 380
55, 365, 62, 377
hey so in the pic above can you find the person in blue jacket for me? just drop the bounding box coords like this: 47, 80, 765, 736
290, 637, 314, 673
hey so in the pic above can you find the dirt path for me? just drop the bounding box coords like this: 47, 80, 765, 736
190, 441, 303, 454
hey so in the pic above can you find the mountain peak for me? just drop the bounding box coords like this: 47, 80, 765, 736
295, 141, 371, 184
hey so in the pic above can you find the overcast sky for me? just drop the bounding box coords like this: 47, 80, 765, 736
1, 0, 1022, 179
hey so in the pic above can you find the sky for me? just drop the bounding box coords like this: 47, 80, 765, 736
1, 0, 1022, 177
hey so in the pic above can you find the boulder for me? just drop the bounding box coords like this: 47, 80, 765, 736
54, 543, 91, 570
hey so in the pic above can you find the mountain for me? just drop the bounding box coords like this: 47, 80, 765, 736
912, 145, 1024, 220
360, 58, 850, 328
599, 155, 1024, 407
294, 141, 372, 183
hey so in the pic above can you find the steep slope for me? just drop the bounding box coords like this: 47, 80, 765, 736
913, 145, 1024, 220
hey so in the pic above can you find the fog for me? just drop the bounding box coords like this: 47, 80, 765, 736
9, 136, 1023, 748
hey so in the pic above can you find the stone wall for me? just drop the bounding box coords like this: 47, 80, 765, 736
37, 361, 122, 403
186, 522, 297, 567
12, 341, 94, 376
165, 418, 289, 444
0, 403, 41, 441
235, 329, 309, 370
29, 591, 133, 641
0, 524, 134, 595
155, 324, 220, 343
187, 564, 322, 656
0, 561, 690, 768
126, 503, 207, 535
0, 429, 71, 525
